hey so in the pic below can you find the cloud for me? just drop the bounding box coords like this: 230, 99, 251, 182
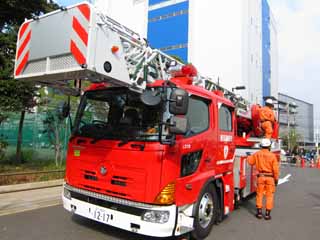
269, 0, 320, 115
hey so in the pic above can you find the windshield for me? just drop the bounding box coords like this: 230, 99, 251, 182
73, 87, 172, 142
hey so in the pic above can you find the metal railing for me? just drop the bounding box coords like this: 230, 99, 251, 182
0, 170, 65, 186
0, 170, 65, 177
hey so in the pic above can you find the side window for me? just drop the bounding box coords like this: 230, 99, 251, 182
185, 96, 209, 136
219, 105, 233, 131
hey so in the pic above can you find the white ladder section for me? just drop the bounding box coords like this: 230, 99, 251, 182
14, 1, 251, 112
96, 10, 250, 111
96, 11, 181, 88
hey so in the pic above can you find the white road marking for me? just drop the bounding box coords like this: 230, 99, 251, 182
278, 174, 292, 185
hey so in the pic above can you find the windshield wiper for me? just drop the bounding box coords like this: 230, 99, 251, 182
90, 134, 110, 144
90, 137, 105, 144
118, 137, 134, 147
118, 138, 145, 151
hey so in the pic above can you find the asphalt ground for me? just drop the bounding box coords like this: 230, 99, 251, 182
0, 165, 319, 240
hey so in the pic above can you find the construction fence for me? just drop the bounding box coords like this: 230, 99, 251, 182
0, 110, 75, 162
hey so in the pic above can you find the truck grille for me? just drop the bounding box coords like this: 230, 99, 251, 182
111, 175, 128, 187
70, 190, 144, 216
83, 170, 98, 182
65, 184, 155, 209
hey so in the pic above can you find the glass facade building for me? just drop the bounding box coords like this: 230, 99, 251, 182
278, 93, 314, 145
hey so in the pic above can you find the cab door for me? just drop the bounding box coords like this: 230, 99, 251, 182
216, 102, 236, 173
174, 94, 213, 206
179, 95, 212, 177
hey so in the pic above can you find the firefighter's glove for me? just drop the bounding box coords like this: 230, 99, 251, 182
274, 179, 278, 186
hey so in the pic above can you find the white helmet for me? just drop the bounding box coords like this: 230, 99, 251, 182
260, 138, 272, 148
265, 99, 274, 107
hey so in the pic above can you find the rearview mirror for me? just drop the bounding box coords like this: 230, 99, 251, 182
169, 116, 188, 135
140, 89, 161, 106
169, 89, 189, 115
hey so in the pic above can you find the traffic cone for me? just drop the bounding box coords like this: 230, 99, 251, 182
300, 158, 305, 168
310, 159, 315, 168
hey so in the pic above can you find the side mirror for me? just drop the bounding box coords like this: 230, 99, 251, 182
140, 89, 161, 106
57, 101, 70, 119
169, 89, 189, 115
169, 116, 188, 135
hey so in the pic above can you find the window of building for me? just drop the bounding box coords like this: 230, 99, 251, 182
148, 9, 188, 23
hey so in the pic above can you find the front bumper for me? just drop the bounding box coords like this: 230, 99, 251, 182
62, 184, 194, 237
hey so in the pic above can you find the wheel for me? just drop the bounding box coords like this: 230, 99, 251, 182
191, 184, 219, 240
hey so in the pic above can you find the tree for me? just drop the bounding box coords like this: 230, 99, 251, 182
0, 80, 39, 163
281, 128, 302, 153
0, 1, 59, 79
0, 0, 59, 164
42, 109, 65, 167
0, 0, 59, 30
40, 87, 79, 167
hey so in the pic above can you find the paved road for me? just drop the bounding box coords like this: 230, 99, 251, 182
0, 166, 319, 240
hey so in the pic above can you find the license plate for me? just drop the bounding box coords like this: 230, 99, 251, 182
89, 207, 113, 223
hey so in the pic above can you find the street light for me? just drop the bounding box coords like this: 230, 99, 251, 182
287, 101, 297, 152
232, 86, 246, 92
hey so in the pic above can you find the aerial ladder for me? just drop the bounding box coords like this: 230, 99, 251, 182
14, 1, 276, 143
14, 3, 246, 101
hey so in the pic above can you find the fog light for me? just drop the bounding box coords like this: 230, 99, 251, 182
142, 210, 169, 224
64, 188, 71, 200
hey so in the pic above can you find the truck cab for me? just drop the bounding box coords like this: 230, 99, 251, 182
63, 77, 237, 238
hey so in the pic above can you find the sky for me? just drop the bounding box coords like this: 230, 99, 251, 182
269, 0, 320, 118
55, 0, 319, 116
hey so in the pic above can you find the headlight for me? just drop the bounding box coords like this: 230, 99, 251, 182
64, 188, 71, 200
142, 210, 170, 224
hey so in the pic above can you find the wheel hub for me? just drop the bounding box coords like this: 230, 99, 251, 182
198, 192, 214, 228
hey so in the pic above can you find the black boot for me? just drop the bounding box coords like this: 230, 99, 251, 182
265, 210, 272, 220
256, 208, 263, 219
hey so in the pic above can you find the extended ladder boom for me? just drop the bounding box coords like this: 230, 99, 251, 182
14, 1, 250, 111
14, 2, 178, 92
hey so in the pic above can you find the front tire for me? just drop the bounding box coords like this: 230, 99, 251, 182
191, 183, 219, 239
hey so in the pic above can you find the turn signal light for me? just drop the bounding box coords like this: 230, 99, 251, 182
154, 182, 175, 205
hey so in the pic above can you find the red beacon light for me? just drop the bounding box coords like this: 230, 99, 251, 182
170, 64, 198, 85
181, 64, 198, 77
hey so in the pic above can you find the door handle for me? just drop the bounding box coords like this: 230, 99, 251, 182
205, 158, 212, 163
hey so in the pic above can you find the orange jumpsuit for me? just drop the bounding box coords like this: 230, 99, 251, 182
248, 149, 279, 210
259, 106, 275, 139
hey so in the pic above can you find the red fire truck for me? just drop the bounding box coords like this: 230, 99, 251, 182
14, 2, 280, 239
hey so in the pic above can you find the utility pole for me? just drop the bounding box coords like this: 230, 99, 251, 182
287, 103, 290, 152
316, 114, 320, 159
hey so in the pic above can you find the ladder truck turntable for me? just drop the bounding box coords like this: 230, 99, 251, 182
14, 2, 281, 239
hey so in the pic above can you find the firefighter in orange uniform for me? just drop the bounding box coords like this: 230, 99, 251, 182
247, 138, 279, 220
259, 99, 276, 139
